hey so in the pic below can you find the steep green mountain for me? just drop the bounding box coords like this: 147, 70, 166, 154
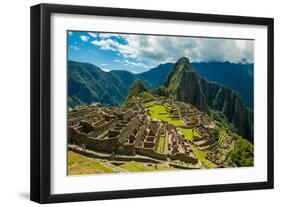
164, 57, 209, 112
110, 70, 137, 90
68, 61, 173, 108
68, 61, 127, 107
126, 80, 148, 98
149, 62, 254, 108
125, 80, 156, 107
162, 57, 253, 142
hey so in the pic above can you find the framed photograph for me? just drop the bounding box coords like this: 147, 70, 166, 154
30, 3, 274, 203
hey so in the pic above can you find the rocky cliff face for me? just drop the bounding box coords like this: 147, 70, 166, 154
163, 57, 253, 141
200, 77, 253, 140
165, 57, 209, 112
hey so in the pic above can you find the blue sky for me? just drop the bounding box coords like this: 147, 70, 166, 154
68, 31, 254, 73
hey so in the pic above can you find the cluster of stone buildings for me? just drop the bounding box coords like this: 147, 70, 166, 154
171, 100, 235, 167
68, 103, 198, 165
172, 101, 216, 147
167, 126, 197, 164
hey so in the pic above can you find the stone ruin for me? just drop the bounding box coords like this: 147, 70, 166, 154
68, 103, 198, 165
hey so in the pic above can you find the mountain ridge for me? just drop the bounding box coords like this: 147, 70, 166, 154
161, 57, 253, 141
68, 59, 253, 107
68, 60, 173, 108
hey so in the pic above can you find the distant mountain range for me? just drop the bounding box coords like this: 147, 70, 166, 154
68, 60, 253, 108
68, 61, 172, 107
192, 62, 253, 108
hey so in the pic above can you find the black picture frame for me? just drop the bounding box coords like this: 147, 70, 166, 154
30, 3, 274, 204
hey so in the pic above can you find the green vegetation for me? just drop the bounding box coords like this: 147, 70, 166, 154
144, 101, 155, 108
179, 128, 199, 141
191, 146, 217, 168
210, 109, 237, 133
68, 151, 115, 175
148, 104, 185, 126
139, 91, 155, 103
127, 80, 148, 98
229, 137, 254, 167
68, 61, 173, 108
119, 161, 173, 172
68, 151, 174, 175
125, 80, 157, 107
148, 104, 199, 141
68, 60, 127, 107
156, 135, 165, 153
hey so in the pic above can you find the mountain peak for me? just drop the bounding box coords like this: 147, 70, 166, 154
175, 57, 192, 71
127, 80, 148, 98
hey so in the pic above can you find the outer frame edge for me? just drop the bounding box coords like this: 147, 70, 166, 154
30, 4, 42, 203
30, 3, 274, 204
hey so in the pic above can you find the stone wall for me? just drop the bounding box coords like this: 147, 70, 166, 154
88, 118, 118, 138
118, 116, 140, 144
68, 127, 120, 153
87, 137, 120, 153
168, 152, 198, 164
136, 147, 167, 161
117, 143, 135, 156
135, 125, 146, 148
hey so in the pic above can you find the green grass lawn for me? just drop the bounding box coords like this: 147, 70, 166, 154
68, 151, 115, 175
140, 91, 155, 103
144, 101, 155, 108
119, 161, 173, 172
68, 151, 174, 175
148, 104, 199, 141
156, 135, 165, 153
191, 146, 217, 168
148, 104, 185, 126
179, 127, 199, 141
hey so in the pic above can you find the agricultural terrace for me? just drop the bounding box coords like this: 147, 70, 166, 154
68, 151, 174, 175
145, 102, 199, 140
145, 101, 217, 168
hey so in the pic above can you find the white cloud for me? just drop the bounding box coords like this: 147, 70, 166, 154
80, 35, 89, 42
99, 33, 128, 39
91, 33, 254, 64
100, 68, 110, 72
68, 31, 72, 36
124, 59, 153, 69
88, 32, 98, 38
91, 38, 138, 59
114, 58, 154, 70
114, 59, 121, 63
70, 45, 80, 50
100, 63, 109, 67
91, 39, 118, 51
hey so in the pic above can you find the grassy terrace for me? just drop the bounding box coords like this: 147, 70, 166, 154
68, 151, 114, 175
119, 161, 174, 172
156, 135, 166, 153
68, 151, 174, 175
147, 103, 199, 140
146, 102, 217, 168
